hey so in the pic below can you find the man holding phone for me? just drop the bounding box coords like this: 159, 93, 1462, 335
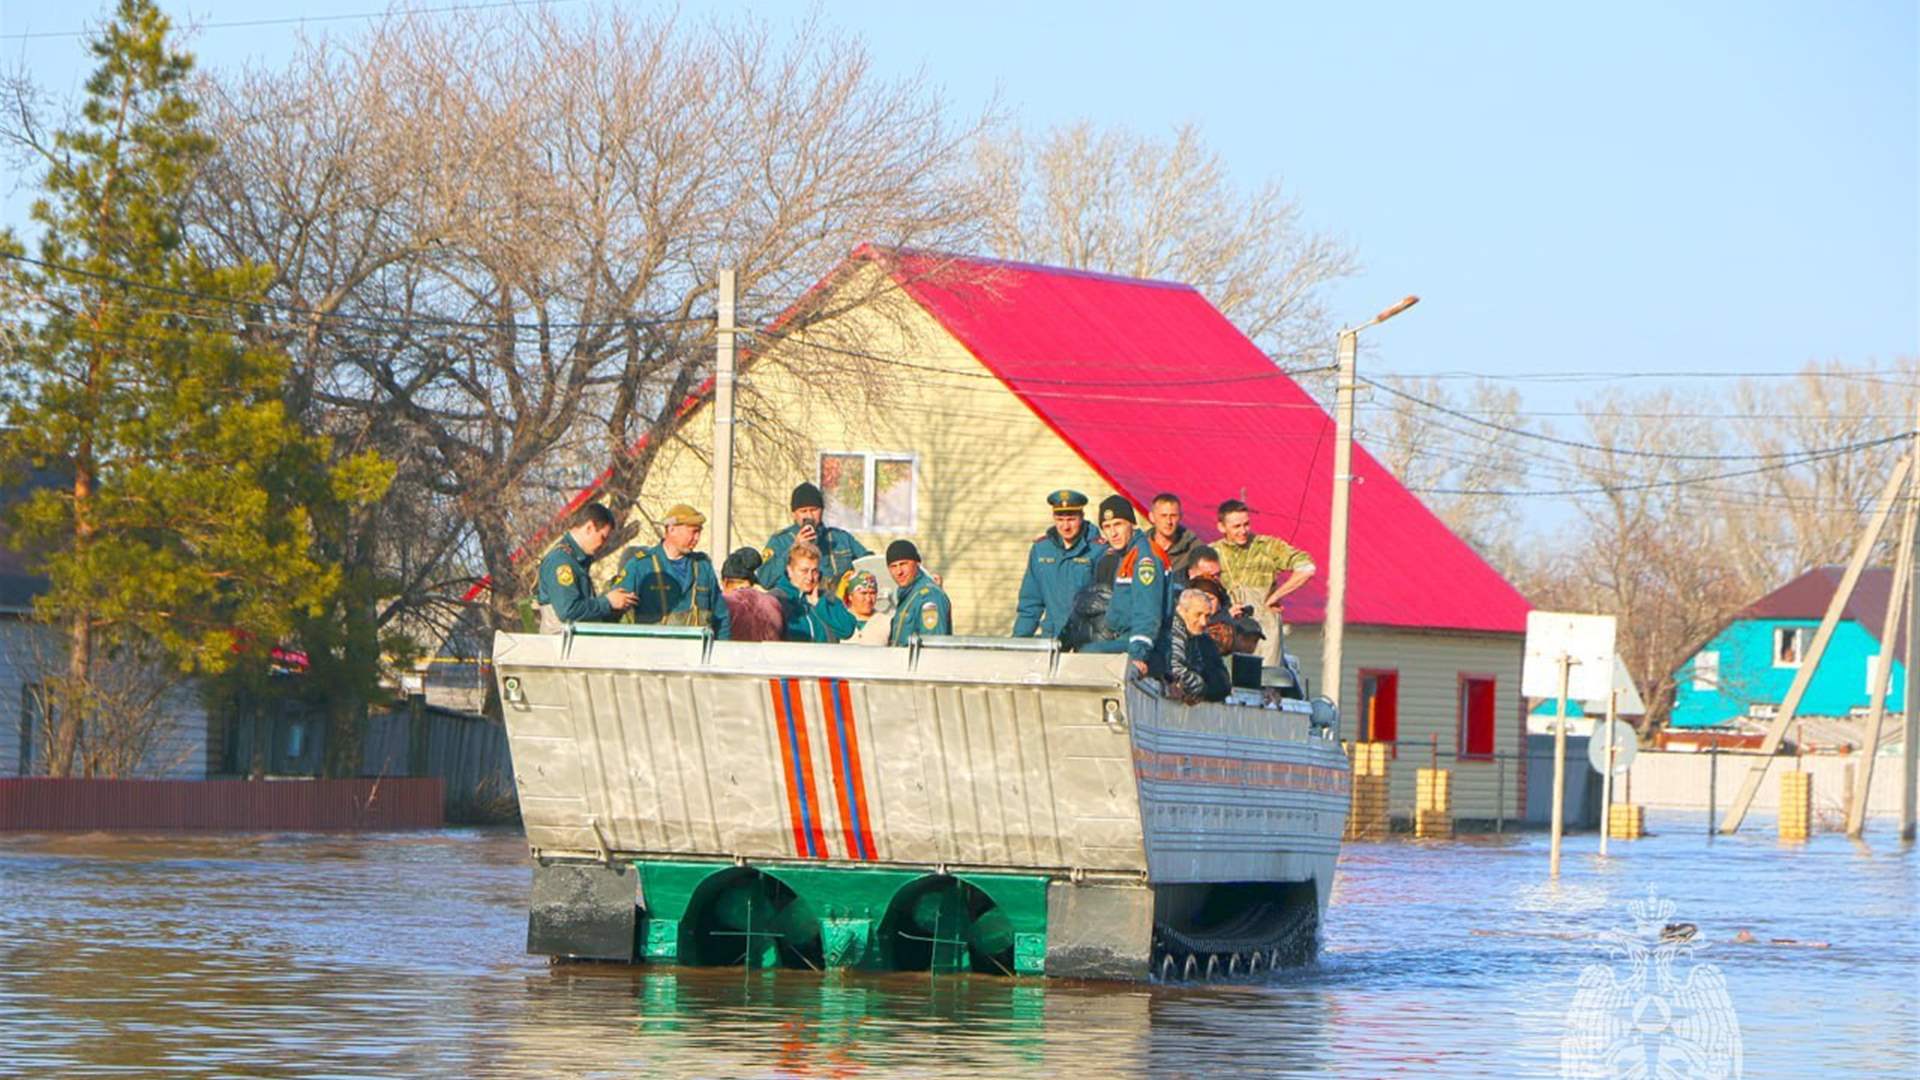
754, 481, 872, 590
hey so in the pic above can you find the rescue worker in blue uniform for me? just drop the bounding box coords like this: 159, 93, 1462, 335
617, 503, 731, 639
1079, 495, 1167, 674
535, 503, 638, 631
885, 539, 952, 645
772, 541, 857, 643
756, 482, 871, 590
1012, 489, 1100, 639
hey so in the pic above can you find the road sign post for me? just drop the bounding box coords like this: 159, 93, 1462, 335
1523, 612, 1618, 879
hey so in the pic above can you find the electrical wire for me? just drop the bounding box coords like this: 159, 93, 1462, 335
0, 251, 711, 334
0, 0, 580, 40
1360, 374, 1913, 463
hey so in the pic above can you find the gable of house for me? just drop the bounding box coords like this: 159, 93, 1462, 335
1671, 615, 1907, 728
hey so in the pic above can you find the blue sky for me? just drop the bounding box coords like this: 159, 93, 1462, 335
2, 0, 1915, 415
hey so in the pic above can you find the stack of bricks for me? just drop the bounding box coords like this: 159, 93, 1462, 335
1345, 741, 1391, 840
1606, 803, 1645, 840
1778, 770, 1813, 841
1414, 767, 1454, 839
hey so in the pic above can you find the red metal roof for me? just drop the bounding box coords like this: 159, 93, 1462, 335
878, 249, 1532, 634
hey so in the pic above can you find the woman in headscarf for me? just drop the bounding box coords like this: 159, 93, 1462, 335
838, 570, 892, 645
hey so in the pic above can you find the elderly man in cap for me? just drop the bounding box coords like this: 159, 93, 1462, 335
885, 539, 951, 646
1079, 495, 1167, 675
756, 481, 871, 590
618, 503, 730, 639
1012, 488, 1101, 639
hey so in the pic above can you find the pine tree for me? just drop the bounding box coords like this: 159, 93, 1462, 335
0, 0, 388, 776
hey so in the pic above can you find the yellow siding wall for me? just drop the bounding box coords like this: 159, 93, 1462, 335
1290, 626, 1527, 823
621, 267, 1112, 636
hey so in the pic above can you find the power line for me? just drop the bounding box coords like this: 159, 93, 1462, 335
1360, 374, 1912, 463
1405, 434, 1909, 498
0, 251, 710, 334
740, 325, 1338, 389
0, 0, 578, 40
1370, 367, 1919, 386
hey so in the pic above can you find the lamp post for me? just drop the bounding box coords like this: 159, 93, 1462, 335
1322, 295, 1419, 711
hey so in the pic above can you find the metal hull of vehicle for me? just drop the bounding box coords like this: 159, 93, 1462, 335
494, 628, 1349, 980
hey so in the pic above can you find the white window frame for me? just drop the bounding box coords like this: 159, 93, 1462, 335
1866, 654, 1888, 697
816, 450, 918, 534
1772, 627, 1807, 669
1692, 650, 1720, 692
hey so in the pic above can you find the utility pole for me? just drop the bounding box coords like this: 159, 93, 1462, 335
1323, 295, 1417, 707
711, 269, 738, 559
1549, 652, 1572, 878
1599, 687, 1618, 858
1720, 453, 1913, 833
1905, 397, 1920, 841
1849, 463, 1916, 837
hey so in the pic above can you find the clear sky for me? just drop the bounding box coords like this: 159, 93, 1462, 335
2, 0, 1915, 414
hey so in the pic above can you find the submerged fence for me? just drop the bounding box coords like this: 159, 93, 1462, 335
1338, 734, 1608, 833
0, 777, 444, 831
362, 704, 516, 823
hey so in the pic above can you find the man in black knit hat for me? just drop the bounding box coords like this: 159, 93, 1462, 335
884, 539, 951, 645
754, 480, 871, 589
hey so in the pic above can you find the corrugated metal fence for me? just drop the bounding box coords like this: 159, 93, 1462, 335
361, 705, 516, 824
0, 777, 444, 831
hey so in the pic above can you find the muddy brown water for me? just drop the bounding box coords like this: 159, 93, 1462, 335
0, 823, 1913, 1077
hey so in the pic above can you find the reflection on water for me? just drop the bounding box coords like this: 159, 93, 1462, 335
0, 822, 1913, 1077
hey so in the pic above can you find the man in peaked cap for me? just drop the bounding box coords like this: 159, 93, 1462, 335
755, 481, 872, 590
885, 539, 951, 646
618, 503, 730, 638
1012, 488, 1101, 639
1078, 495, 1167, 675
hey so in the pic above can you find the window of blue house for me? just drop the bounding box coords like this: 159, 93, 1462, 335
1692, 651, 1719, 691
1773, 627, 1806, 668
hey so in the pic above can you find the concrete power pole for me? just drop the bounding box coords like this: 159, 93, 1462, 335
1906, 398, 1920, 841
1848, 464, 1917, 837
711, 269, 738, 559
1323, 328, 1358, 708
1322, 295, 1417, 710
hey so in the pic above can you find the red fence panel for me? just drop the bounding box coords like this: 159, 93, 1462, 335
0, 778, 445, 831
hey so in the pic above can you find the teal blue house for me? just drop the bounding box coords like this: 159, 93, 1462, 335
1669, 566, 1907, 729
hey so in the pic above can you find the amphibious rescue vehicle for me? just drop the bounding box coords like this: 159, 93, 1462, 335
494, 626, 1349, 980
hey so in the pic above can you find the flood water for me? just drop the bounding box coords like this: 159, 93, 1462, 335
0, 820, 1913, 1078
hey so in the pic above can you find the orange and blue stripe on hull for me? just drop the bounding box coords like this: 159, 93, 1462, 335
819, 678, 877, 861
769, 678, 829, 859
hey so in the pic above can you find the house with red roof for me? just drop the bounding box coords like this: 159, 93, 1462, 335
516, 247, 1534, 823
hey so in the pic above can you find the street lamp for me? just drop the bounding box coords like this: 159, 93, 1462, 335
1321, 296, 1419, 714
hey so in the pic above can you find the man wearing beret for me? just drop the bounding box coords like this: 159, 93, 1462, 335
1012, 488, 1101, 639
1080, 495, 1168, 675
618, 503, 731, 639
885, 539, 952, 645
755, 481, 872, 590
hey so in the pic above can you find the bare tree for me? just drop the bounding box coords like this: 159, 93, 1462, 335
1366, 377, 1531, 565
1512, 392, 1754, 727
972, 121, 1356, 359
187, 5, 992, 645
1721, 359, 1917, 595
